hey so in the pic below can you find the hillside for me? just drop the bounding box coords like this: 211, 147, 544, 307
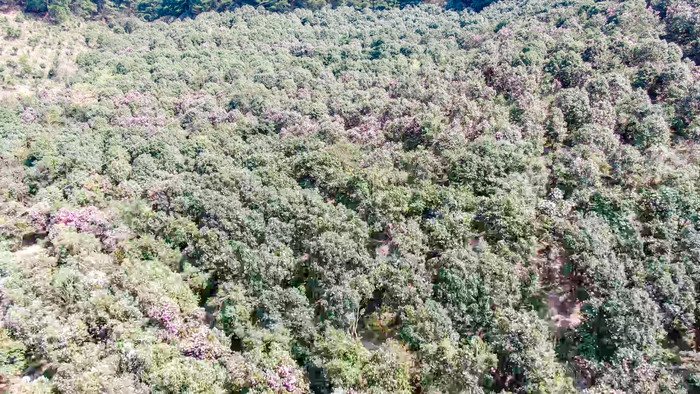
1, 0, 700, 392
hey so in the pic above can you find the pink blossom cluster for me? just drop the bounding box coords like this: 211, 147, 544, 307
346, 116, 383, 144
117, 47, 135, 55
208, 109, 238, 125
39, 89, 61, 105
264, 109, 322, 138
114, 115, 166, 136
52, 206, 108, 236
150, 305, 226, 361
265, 109, 303, 129
112, 91, 165, 136
266, 364, 300, 392
497, 27, 513, 38
529, 25, 547, 35
467, 34, 488, 48
340, 73, 354, 84
113, 91, 148, 108
281, 118, 320, 138
181, 328, 221, 360
29, 207, 49, 231
175, 93, 214, 116
80, 174, 113, 195
296, 87, 312, 99
149, 304, 182, 335
183, 341, 211, 359
30, 205, 126, 251
21, 107, 37, 123
289, 43, 316, 57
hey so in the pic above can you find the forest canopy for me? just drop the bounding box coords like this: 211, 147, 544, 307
5, 0, 468, 21
0, 0, 700, 392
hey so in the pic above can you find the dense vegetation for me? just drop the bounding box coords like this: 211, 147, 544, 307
2, 0, 466, 22
0, 0, 700, 392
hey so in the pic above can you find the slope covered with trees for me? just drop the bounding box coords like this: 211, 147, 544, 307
1, 0, 700, 392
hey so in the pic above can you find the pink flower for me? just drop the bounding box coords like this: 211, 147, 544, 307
29, 208, 49, 231
266, 364, 300, 392
149, 304, 181, 335
52, 206, 107, 236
